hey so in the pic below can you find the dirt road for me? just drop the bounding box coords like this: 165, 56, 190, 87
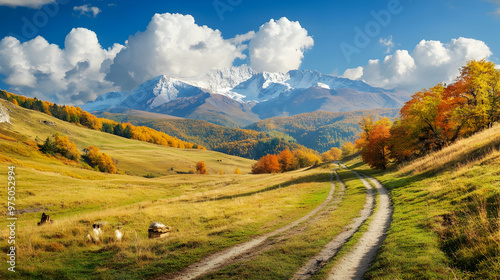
291, 170, 376, 280
327, 171, 393, 280
161, 171, 339, 280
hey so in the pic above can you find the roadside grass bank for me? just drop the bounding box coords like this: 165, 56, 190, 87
343, 126, 500, 279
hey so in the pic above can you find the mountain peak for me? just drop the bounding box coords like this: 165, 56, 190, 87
81, 67, 410, 126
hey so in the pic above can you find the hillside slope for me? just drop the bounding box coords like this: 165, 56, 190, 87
0, 99, 336, 280
346, 124, 500, 279
0, 99, 254, 176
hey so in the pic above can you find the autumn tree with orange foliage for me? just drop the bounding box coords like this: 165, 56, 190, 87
84, 145, 117, 174
278, 149, 295, 172
390, 84, 447, 161
196, 161, 208, 174
54, 134, 80, 161
355, 117, 392, 170
389, 60, 500, 162
252, 148, 321, 174
38, 134, 80, 162
252, 154, 281, 174
442, 59, 500, 134
356, 59, 500, 169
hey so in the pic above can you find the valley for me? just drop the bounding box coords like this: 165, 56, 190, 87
0, 94, 499, 279
97, 108, 399, 155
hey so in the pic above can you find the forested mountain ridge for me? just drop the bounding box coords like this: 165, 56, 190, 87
247, 109, 399, 152
97, 111, 309, 159
97, 111, 265, 149
99, 108, 400, 154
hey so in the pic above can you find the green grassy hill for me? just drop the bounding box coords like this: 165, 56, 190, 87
345, 124, 500, 279
0, 99, 254, 177
0, 99, 335, 279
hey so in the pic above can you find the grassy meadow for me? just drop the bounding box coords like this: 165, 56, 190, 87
0, 99, 254, 177
2, 96, 499, 279
0, 100, 334, 279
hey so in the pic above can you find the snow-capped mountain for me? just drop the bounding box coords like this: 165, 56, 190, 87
184, 65, 256, 100
81, 66, 410, 126
82, 76, 204, 112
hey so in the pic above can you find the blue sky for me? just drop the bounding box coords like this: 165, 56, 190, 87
0, 0, 499, 104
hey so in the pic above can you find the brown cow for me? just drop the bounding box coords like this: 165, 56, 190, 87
37, 212, 52, 226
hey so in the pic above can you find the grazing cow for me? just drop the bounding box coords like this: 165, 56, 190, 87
37, 212, 52, 226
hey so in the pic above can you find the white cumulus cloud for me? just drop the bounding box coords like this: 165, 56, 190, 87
73, 4, 101, 18
0, 28, 123, 104
249, 17, 314, 73
0, 13, 316, 104
0, 0, 54, 8
342, 66, 363, 80
342, 37, 492, 92
106, 13, 247, 90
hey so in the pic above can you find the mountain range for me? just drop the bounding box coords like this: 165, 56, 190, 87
82, 66, 409, 127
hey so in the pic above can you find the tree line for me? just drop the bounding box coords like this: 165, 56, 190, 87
0, 91, 205, 150
354, 60, 500, 169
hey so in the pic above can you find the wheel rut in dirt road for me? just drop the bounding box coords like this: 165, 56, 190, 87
160, 170, 339, 280
218, 169, 347, 270
327, 170, 393, 280
291, 169, 375, 280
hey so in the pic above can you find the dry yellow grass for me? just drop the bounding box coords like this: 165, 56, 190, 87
0, 100, 332, 279
398, 124, 500, 175
0, 164, 329, 279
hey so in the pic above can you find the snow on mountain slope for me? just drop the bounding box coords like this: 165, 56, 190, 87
120, 75, 205, 111
82, 75, 206, 112
184, 65, 256, 100
81, 66, 410, 123
232, 71, 291, 101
